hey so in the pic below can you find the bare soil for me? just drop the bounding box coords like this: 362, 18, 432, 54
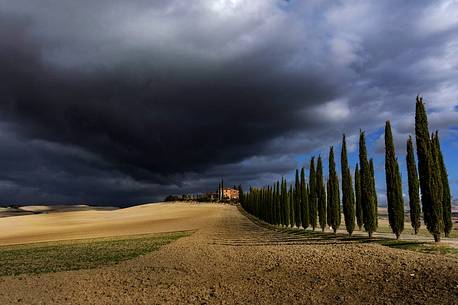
0, 203, 457, 304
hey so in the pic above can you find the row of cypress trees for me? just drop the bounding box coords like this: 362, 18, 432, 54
240, 97, 452, 242
383, 97, 452, 241
241, 134, 377, 237
414, 97, 452, 241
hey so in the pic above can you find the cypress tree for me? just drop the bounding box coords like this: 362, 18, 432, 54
277, 177, 285, 227
277, 184, 281, 223
251, 188, 256, 217
282, 178, 290, 227
433, 132, 453, 237
272, 184, 276, 224
327, 180, 332, 227
264, 189, 268, 223
221, 179, 224, 201
431, 132, 444, 228
274, 184, 278, 224
289, 180, 296, 228
284, 178, 288, 227
328, 146, 341, 233
415, 96, 443, 242
341, 135, 355, 236
276, 184, 281, 225
306, 184, 310, 223
384, 121, 404, 239
263, 187, 267, 222
257, 188, 261, 220
238, 184, 244, 205
218, 183, 221, 201
265, 187, 268, 222
285, 179, 291, 227
276, 181, 281, 226
359, 131, 377, 237
309, 157, 318, 230
317, 156, 327, 232
431, 133, 444, 212
289, 184, 294, 228
431, 132, 444, 232
370, 159, 378, 227
266, 187, 269, 222
294, 169, 302, 228
277, 182, 281, 226
354, 164, 363, 231
271, 186, 274, 224
270, 186, 274, 223
300, 167, 309, 229
283, 179, 287, 227
406, 136, 421, 234
267, 187, 270, 222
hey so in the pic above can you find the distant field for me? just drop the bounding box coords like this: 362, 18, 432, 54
0, 202, 220, 245
0, 231, 191, 276
0, 205, 118, 218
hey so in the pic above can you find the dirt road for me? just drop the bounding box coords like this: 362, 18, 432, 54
0, 203, 457, 304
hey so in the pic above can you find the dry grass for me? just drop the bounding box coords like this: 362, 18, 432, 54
0, 202, 219, 245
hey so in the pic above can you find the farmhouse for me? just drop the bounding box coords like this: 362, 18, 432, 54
223, 187, 239, 200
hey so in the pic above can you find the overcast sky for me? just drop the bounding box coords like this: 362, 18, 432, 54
0, 0, 457, 206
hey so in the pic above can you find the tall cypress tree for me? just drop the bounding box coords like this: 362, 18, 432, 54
288, 184, 294, 228
406, 136, 421, 234
238, 184, 244, 205
359, 131, 377, 237
271, 184, 277, 225
327, 180, 332, 227
267, 187, 270, 222
384, 121, 404, 239
431, 133, 445, 236
221, 179, 224, 201
218, 182, 221, 201
268, 185, 273, 224
433, 132, 453, 237
270, 185, 275, 223
431, 132, 444, 221
370, 159, 378, 227
341, 135, 356, 236
354, 164, 363, 231
289, 180, 295, 227
309, 157, 318, 230
283, 178, 290, 227
328, 146, 341, 233
317, 156, 327, 232
415, 96, 443, 242
300, 167, 309, 229
276, 181, 281, 226
280, 179, 284, 226
270, 186, 274, 223
294, 169, 302, 228
431, 132, 444, 235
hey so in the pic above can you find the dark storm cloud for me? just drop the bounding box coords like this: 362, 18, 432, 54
0, 0, 457, 204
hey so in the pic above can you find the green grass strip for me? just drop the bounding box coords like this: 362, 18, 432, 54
0, 231, 192, 276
